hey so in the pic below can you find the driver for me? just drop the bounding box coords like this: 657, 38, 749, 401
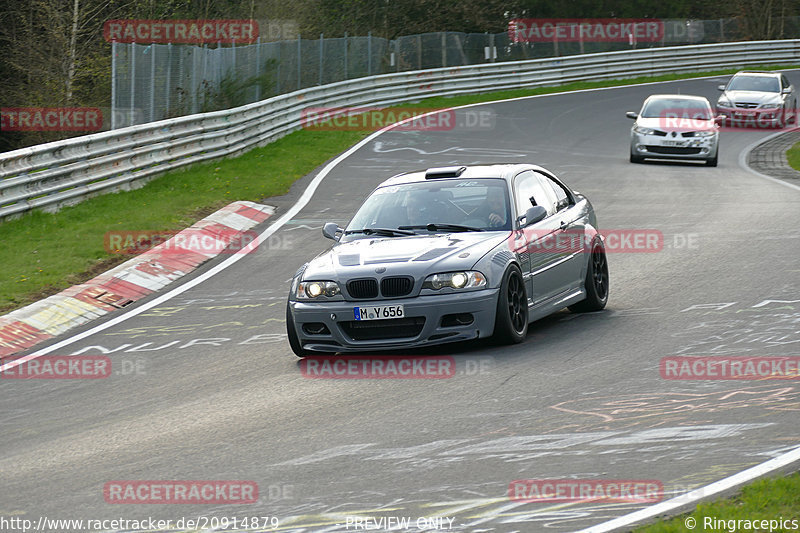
405, 191, 430, 226
484, 187, 508, 228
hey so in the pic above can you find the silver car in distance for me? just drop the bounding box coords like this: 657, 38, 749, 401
627, 94, 720, 166
285, 164, 609, 356
716, 71, 797, 128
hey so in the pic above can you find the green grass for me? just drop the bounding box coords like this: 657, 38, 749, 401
635, 472, 800, 532
786, 141, 800, 172
1, 63, 799, 313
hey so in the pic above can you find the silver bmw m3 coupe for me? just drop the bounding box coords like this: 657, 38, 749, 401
286, 164, 609, 356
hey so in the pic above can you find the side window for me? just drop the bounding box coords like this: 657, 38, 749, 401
532, 172, 558, 215
541, 174, 571, 212
513, 171, 556, 218
513, 171, 538, 217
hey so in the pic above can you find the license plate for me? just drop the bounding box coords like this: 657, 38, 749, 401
662, 140, 687, 147
353, 304, 404, 321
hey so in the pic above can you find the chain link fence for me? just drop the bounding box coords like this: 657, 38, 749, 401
111, 17, 800, 129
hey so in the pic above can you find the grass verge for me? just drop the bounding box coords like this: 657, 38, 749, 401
786, 141, 800, 172
1, 63, 798, 313
635, 471, 800, 532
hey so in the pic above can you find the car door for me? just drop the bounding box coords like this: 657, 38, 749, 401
513, 170, 563, 305
538, 170, 585, 293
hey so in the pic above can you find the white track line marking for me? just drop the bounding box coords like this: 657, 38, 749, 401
575, 444, 800, 532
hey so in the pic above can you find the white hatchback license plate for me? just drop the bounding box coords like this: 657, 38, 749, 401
662, 140, 686, 147
353, 304, 404, 321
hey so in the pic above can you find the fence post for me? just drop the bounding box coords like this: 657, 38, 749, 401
276, 39, 281, 94
255, 36, 261, 101
344, 31, 348, 79
319, 33, 324, 85
441, 32, 446, 67
165, 43, 172, 118
111, 40, 116, 129
149, 45, 155, 123
396, 39, 400, 72
297, 33, 301, 90
368, 31, 372, 76
417, 34, 422, 69
201, 44, 207, 110
130, 42, 136, 127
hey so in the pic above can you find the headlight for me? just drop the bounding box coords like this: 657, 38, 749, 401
695, 130, 716, 137
422, 271, 487, 291
717, 98, 732, 107
633, 125, 655, 135
296, 280, 341, 299
761, 103, 780, 109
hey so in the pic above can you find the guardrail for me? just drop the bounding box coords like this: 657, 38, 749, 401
2, 39, 799, 221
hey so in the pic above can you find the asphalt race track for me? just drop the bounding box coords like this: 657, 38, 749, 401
2, 74, 800, 532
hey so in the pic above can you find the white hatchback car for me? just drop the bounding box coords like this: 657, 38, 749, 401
626, 94, 720, 167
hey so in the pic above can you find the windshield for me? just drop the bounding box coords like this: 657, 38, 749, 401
727, 75, 780, 93
346, 178, 512, 234
640, 98, 713, 120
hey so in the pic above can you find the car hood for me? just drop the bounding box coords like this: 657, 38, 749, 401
303, 232, 509, 280
721, 90, 781, 105
635, 116, 715, 132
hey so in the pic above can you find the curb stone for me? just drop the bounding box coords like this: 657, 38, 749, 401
0, 201, 274, 360
747, 128, 800, 181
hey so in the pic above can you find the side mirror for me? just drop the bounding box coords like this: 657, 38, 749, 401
714, 115, 725, 125
625, 111, 638, 119
782, 87, 792, 94
523, 206, 548, 227
717, 84, 726, 91
322, 222, 342, 240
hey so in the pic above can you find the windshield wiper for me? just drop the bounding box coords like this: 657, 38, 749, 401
344, 227, 417, 237
399, 223, 484, 232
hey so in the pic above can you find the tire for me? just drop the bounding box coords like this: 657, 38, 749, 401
569, 239, 609, 313
493, 264, 528, 344
706, 154, 718, 167
630, 153, 644, 163
286, 301, 311, 357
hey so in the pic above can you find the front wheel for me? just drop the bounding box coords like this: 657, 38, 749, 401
706, 153, 718, 167
493, 265, 528, 344
630, 153, 644, 163
569, 239, 609, 313
286, 301, 311, 357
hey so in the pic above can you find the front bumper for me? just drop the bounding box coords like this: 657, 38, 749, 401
716, 106, 784, 127
630, 132, 718, 161
288, 288, 500, 352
